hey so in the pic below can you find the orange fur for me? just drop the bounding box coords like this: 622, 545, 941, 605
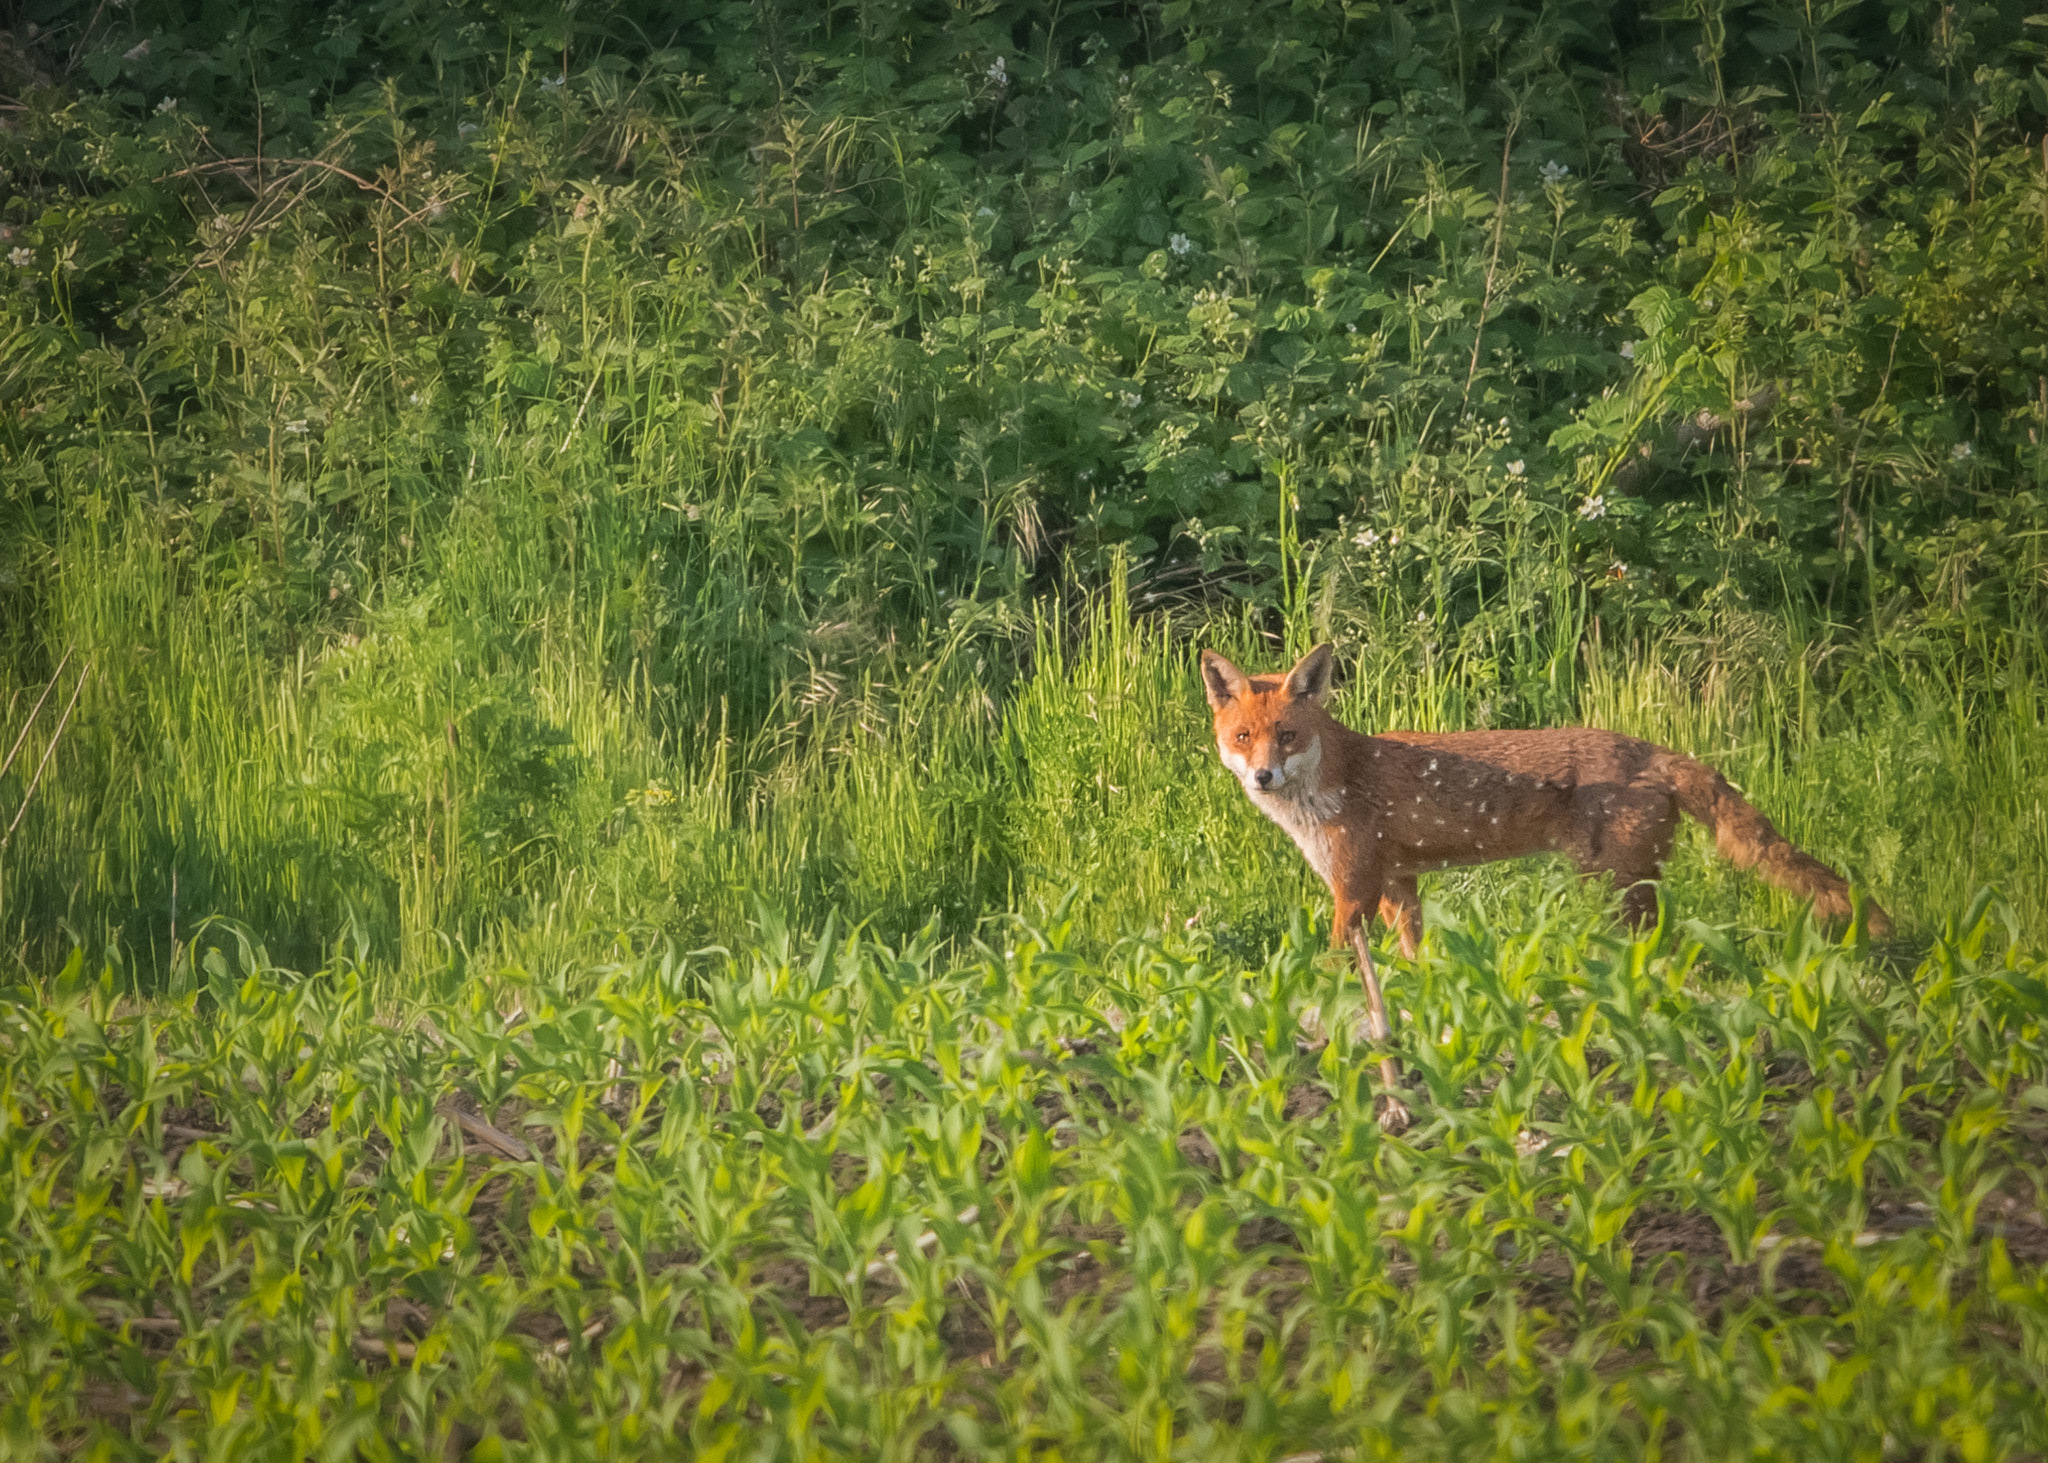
1202, 644, 1892, 1128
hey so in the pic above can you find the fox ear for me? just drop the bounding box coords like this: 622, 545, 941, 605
1200, 650, 1250, 709
1284, 643, 1336, 703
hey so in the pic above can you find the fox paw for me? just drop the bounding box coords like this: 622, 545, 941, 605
1377, 1095, 1412, 1134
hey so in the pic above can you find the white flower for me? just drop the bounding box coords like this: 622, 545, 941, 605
154, 96, 177, 115
123, 38, 150, 60
1119, 390, 1142, 409
986, 56, 1008, 86
458, 122, 479, 138
1506, 459, 1525, 476
1618, 340, 1635, 360
541, 73, 566, 90
1168, 232, 1191, 256
1578, 494, 1607, 520
408, 392, 420, 404
1344, 323, 1357, 333
1952, 442, 1973, 461
283, 419, 310, 435
1353, 528, 1381, 549
7, 247, 31, 268
1540, 160, 1570, 185
1415, 610, 1429, 623
976, 206, 995, 218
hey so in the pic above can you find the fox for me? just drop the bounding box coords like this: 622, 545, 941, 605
1201, 642, 1891, 1131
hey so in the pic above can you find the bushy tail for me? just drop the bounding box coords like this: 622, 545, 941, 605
1660, 754, 1893, 938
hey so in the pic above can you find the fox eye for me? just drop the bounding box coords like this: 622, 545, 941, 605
1278, 730, 1295, 746
1234, 731, 1249, 743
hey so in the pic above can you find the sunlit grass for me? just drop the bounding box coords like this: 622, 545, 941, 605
3, 897, 2043, 1456
5, 526, 2045, 983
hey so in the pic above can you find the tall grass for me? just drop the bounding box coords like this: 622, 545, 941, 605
5, 477, 2044, 985
4, 0, 2045, 981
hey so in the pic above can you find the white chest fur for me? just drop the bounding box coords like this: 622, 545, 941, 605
1248, 739, 1345, 882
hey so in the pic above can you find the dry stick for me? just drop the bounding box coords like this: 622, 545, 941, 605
551, 1317, 607, 1356
1459, 111, 1521, 420
146, 144, 398, 303
557, 371, 604, 455
352, 1332, 419, 1364
436, 1103, 566, 1179
2, 662, 89, 850
92, 1305, 437, 1362
0, 648, 71, 785
162, 155, 397, 204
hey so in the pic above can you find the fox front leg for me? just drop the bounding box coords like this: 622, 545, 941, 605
1332, 886, 1411, 1134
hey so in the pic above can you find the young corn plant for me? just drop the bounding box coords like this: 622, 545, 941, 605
4, 895, 2046, 1457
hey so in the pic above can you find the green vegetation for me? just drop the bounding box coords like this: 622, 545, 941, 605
3, 0, 2047, 1454
6, 901, 2048, 1457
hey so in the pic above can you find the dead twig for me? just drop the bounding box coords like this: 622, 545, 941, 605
2, 660, 89, 851
161, 155, 396, 205
115, 1315, 183, 1336
437, 1103, 565, 1178
94, 1304, 429, 1364
352, 1332, 418, 1363
1461, 102, 1522, 418
551, 1317, 607, 1356
0, 648, 70, 785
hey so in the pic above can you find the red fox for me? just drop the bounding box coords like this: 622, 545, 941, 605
1202, 643, 1891, 1131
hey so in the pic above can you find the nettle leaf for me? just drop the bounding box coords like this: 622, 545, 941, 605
1628, 285, 1695, 342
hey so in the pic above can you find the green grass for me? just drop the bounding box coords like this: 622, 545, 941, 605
5, 0, 2048, 1453
8, 544, 2043, 980
4, 896, 2045, 1458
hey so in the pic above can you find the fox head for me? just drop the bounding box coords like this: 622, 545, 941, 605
1200, 644, 1337, 798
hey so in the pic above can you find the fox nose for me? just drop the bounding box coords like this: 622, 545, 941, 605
1253, 768, 1275, 790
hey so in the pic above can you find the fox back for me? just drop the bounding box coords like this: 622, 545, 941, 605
1200, 643, 1890, 944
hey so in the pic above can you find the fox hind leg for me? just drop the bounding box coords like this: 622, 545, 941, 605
1377, 875, 1422, 960
1611, 870, 1663, 926
1572, 789, 1678, 928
